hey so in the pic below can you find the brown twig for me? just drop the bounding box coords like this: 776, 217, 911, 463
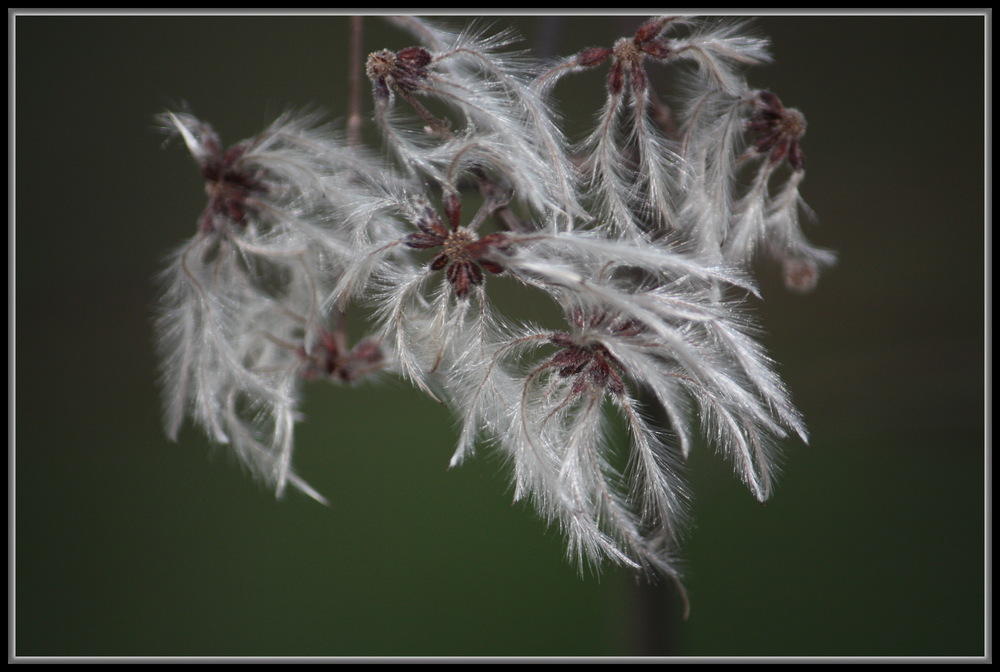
347, 15, 364, 149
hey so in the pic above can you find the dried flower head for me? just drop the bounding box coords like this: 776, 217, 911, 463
154, 16, 834, 610
747, 90, 808, 171
402, 194, 511, 299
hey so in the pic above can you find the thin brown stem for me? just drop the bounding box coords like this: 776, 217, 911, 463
337, 16, 365, 349
347, 16, 364, 150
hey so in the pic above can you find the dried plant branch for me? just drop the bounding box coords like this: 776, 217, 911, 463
153, 15, 833, 613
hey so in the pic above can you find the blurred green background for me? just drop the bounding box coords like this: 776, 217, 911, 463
14, 13, 986, 659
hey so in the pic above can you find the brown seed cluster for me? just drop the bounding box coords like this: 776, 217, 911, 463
572, 16, 678, 96
547, 332, 627, 397
366, 45, 452, 136
747, 90, 807, 171
403, 197, 510, 299
297, 330, 385, 383
545, 312, 645, 397
366, 46, 433, 100
197, 141, 268, 233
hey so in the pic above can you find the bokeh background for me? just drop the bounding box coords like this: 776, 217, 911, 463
13, 13, 987, 659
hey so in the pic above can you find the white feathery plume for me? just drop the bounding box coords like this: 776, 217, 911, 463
154, 110, 369, 504
664, 18, 772, 96
497, 253, 800, 501
677, 85, 753, 264
678, 85, 836, 289
762, 171, 838, 292
448, 312, 691, 581
154, 17, 831, 606
372, 17, 583, 229
329, 188, 511, 399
